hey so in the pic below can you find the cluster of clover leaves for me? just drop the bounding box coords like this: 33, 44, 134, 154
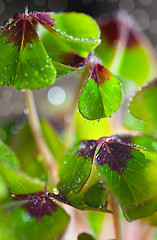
0, 8, 157, 240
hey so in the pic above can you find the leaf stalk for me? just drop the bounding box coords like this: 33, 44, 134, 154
24, 89, 58, 183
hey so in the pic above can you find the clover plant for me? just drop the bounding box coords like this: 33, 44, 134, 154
0, 8, 157, 240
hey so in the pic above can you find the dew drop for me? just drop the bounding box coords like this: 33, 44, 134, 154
132, 9, 149, 31
22, 211, 31, 222
152, 141, 157, 149
24, 108, 29, 115
77, 178, 81, 183
11, 125, 19, 135
69, 36, 74, 40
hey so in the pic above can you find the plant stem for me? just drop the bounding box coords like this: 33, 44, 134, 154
24, 89, 58, 183
110, 194, 122, 240
61, 208, 91, 240
64, 65, 91, 149
139, 224, 155, 240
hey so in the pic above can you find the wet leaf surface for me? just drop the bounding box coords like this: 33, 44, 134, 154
38, 12, 101, 77
40, 12, 101, 59
7, 121, 47, 182
0, 11, 101, 88
0, 141, 20, 170
57, 141, 97, 194
95, 136, 157, 221
53, 181, 111, 213
62, 136, 157, 221
0, 141, 45, 194
0, 195, 69, 240
0, 12, 56, 89
78, 63, 122, 120
14, 190, 58, 222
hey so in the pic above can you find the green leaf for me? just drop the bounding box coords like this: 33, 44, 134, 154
130, 80, 157, 136
0, 161, 45, 195
0, 204, 69, 240
0, 11, 100, 87
55, 148, 111, 213
0, 140, 45, 194
6, 122, 47, 182
52, 12, 100, 57
147, 211, 157, 226
58, 141, 97, 194
78, 233, 95, 240
123, 198, 157, 223
37, 12, 101, 77
96, 11, 157, 87
0, 176, 9, 200
0, 142, 21, 198
78, 63, 122, 120
52, 60, 77, 78
0, 141, 20, 170
0, 12, 56, 89
94, 136, 157, 221
83, 182, 108, 208
38, 12, 101, 60
65, 181, 109, 212
123, 110, 153, 136
41, 119, 63, 161
118, 134, 157, 153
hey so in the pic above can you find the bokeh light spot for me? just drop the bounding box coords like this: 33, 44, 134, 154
0, 99, 12, 116
3, 89, 13, 100
119, 0, 135, 12
13, 101, 24, 114
149, 19, 157, 34
139, 0, 153, 5
132, 9, 150, 31
47, 86, 66, 106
